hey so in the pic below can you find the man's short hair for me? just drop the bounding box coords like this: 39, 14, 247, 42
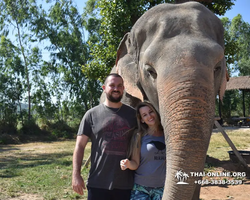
104, 73, 123, 85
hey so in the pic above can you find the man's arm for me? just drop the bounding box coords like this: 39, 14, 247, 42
72, 134, 89, 195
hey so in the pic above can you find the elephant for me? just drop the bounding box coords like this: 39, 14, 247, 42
103, 2, 228, 200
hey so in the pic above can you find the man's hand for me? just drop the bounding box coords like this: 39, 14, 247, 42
72, 174, 86, 195
72, 135, 89, 195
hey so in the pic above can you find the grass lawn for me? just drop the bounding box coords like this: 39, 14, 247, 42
0, 128, 249, 199
0, 140, 91, 200
207, 128, 250, 161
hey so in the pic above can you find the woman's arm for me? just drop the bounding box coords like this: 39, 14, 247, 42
120, 133, 141, 170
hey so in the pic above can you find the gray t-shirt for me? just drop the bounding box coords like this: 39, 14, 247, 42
77, 103, 137, 190
135, 134, 166, 187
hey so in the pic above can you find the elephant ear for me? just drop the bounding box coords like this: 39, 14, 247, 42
219, 57, 229, 101
116, 33, 143, 101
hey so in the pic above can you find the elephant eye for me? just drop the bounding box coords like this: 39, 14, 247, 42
214, 62, 222, 83
214, 61, 222, 73
145, 64, 157, 79
214, 66, 221, 73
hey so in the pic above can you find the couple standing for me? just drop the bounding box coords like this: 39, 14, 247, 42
72, 73, 166, 200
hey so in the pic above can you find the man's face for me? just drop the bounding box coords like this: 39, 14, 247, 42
103, 76, 124, 103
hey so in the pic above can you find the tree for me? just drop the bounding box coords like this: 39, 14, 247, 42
231, 15, 250, 76
221, 15, 250, 76
0, 0, 239, 136
229, 15, 250, 117
0, 0, 40, 120
0, 0, 104, 137
175, 0, 235, 15
220, 15, 250, 119
32, 0, 101, 115
84, 0, 235, 83
1, 0, 102, 126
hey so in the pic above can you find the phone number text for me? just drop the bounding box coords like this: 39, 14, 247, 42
194, 179, 242, 185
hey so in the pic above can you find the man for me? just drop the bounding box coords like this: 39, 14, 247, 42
72, 73, 137, 200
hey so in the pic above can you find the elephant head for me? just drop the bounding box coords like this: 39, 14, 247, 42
114, 2, 227, 200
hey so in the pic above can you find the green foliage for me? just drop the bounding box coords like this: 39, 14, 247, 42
201, 0, 235, 16
220, 15, 250, 120
47, 120, 76, 139
85, 0, 172, 83
238, 58, 250, 76
18, 118, 43, 135
0, 0, 102, 136
0, 0, 43, 120
0, 35, 23, 130
33, 0, 101, 112
231, 15, 250, 76
221, 17, 239, 70
0, 133, 18, 144
221, 15, 250, 75
18, 117, 78, 139
0, 0, 243, 138
84, 0, 235, 83
220, 90, 241, 122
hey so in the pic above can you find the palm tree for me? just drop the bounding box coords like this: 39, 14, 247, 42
182, 172, 189, 182
175, 170, 183, 181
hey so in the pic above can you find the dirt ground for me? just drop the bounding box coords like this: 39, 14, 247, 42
200, 127, 250, 200
4, 183, 250, 200
1, 136, 250, 200
199, 160, 250, 200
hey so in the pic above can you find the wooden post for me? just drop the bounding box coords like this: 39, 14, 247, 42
242, 90, 246, 117
214, 121, 249, 171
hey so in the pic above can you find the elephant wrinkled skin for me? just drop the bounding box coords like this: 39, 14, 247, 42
109, 2, 227, 200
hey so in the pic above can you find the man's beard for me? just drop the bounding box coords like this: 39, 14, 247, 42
106, 91, 123, 103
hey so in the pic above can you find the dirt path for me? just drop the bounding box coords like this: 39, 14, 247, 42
200, 184, 250, 200
1, 141, 250, 200
199, 161, 250, 200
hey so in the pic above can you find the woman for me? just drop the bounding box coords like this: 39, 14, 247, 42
120, 101, 166, 200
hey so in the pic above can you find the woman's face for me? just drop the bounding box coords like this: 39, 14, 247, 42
139, 106, 158, 128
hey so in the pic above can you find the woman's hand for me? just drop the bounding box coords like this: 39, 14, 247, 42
120, 158, 129, 170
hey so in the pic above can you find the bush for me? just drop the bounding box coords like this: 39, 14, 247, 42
46, 120, 76, 139
19, 119, 43, 135
0, 120, 17, 135
0, 133, 20, 144
0, 117, 78, 144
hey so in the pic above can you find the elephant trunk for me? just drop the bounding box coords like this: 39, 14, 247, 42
158, 67, 215, 200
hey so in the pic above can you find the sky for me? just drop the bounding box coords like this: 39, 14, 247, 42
220, 0, 250, 23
